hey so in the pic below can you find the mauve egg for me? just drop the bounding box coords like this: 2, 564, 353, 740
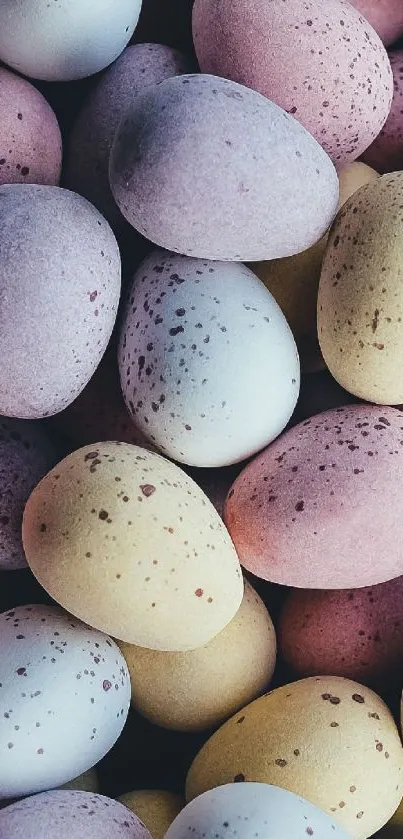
0, 184, 121, 419
224, 405, 403, 589
362, 51, 403, 173
109, 73, 339, 262
192, 0, 393, 164
0, 67, 62, 186
349, 0, 403, 46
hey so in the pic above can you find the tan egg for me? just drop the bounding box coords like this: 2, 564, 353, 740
186, 676, 403, 839
119, 581, 276, 732
377, 797, 403, 838
22, 443, 243, 650
59, 768, 99, 793
318, 172, 403, 403
117, 790, 184, 839
337, 161, 379, 208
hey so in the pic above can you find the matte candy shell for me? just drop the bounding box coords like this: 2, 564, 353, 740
224, 405, 403, 589
118, 790, 184, 839
362, 52, 403, 174
349, 0, 403, 46
109, 74, 339, 262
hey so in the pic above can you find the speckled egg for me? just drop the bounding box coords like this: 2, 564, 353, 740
109, 73, 339, 262
167, 784, 351, 839
279, 577, 403, 688
318, 173, 403, 403
66, 44, 194, 231
118, 581, 276, 732
0, 67, 62, 186
224, 405, 403, 589
0, 0, 142, 81
349, 0, 403, 46
186, 677, 403, 839
0, 604, 130, 798
362, 52, 403, 173
0, 184, 121, 419
192, 0, 393, 164
118, 790, 184, 839
0, 417, 56, 570
22, 443, 243, 650
0, 790, 152, 839
118, 251, 300, 467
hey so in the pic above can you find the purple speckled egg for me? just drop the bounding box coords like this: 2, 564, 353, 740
362, 51, 403, 173
192, 0, 393, 164
0, 184, 121, 419
0, 67, 62, 186
224, 405, 403, 589
65, 43, 194, 233
109, 73, 339, 262
349, 0, 403, 47
0, 417, 56, 571
0, 790, 151, 839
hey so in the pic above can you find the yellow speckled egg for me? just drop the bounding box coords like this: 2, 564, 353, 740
186, 676, 403, 839
318, 172, 403, 403
119, 581, 276, 732
22, 443, 243, 650
118, 790, 184, 839
377, 797, 403, 838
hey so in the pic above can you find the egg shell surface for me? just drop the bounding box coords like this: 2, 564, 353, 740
0, 790, 152, 839
0, 184, 121, 419
118, 790, 184, 839
0, 0, 142, 81
186, 676, 403, 839
0, 67, 62, 186
362, 52, 403, 174
22, 442, 243, 650
118, 250, 300, 467
318, 173, 403, 403
109, 73, 339, 262
279, 577, 403, 687
349, 0, 403, 46
167, 783, 351, 839
224, 405, 403, 589
0, 604, 130, 798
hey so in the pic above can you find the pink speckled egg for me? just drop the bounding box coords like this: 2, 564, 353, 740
349, 0, 403, 47
224, 405, 403, 589
0, 67, 61, 186
362, 51, 403, 173
279, 577, 403, 688
192, 0, 393, 164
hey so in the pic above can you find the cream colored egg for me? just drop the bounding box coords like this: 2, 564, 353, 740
119, 581, 276, 732
22, 443, 243, 650
337, 161, 379, 209
118, 790, 184, 839
186, 676, 403, 839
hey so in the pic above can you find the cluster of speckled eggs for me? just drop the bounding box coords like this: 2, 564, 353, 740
3, 1, 403, 839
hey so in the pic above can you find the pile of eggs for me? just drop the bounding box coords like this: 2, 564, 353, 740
3, 1, 403, 838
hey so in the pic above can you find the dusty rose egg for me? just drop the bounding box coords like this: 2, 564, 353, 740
349, 0, 403, 46
362, 51, 403, 173
192, 0, 393, 164
224, 405, 403, 589
0, 67, 62, 186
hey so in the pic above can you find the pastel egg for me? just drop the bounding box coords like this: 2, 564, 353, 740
166, 784, 351, 839
318, 173, 403, 403
109, 73, 339, 262
0, 184, 120, 419
22, 443, 243, 650
192, 0, 393, 164
0, 0, 142, 81
186, 677, 403, 839
0, 604, 130, 798
362, 51, 403, 174
0, 790, 152, 839
279, 578, 403, 688
349, 0, 403, 47
118, 581, 276, 732
0, 67, 61, 186
0, 417, 56, 571
66, 44, 194, 231
224, 405, 403, 589
118, 251, 300, 467
118, 790, 184, 839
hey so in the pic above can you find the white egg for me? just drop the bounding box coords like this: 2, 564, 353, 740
165, 783, 351, 839
118, 251, 300, 467
0, 604, 131, 798
0, 0, 142, 81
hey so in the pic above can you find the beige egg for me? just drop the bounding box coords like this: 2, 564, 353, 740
186, 676, 403, 839
22, 443, 243, 650
59, 768, 99, 793
118, 790, 184, 839
119, 581, 276, 732
251, 161, 379, 373
318, 172, 403, 403
377, 797, 403, 838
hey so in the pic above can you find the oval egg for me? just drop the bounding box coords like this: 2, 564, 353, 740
362, 51, 403, 174
118, 790, 184, 839
349, 0, 403, 46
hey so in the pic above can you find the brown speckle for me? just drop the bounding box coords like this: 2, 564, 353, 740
195, 588, 204, 597
141, 484, 156, 497
98, 510, 109, 521
352, 694, 365, 704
